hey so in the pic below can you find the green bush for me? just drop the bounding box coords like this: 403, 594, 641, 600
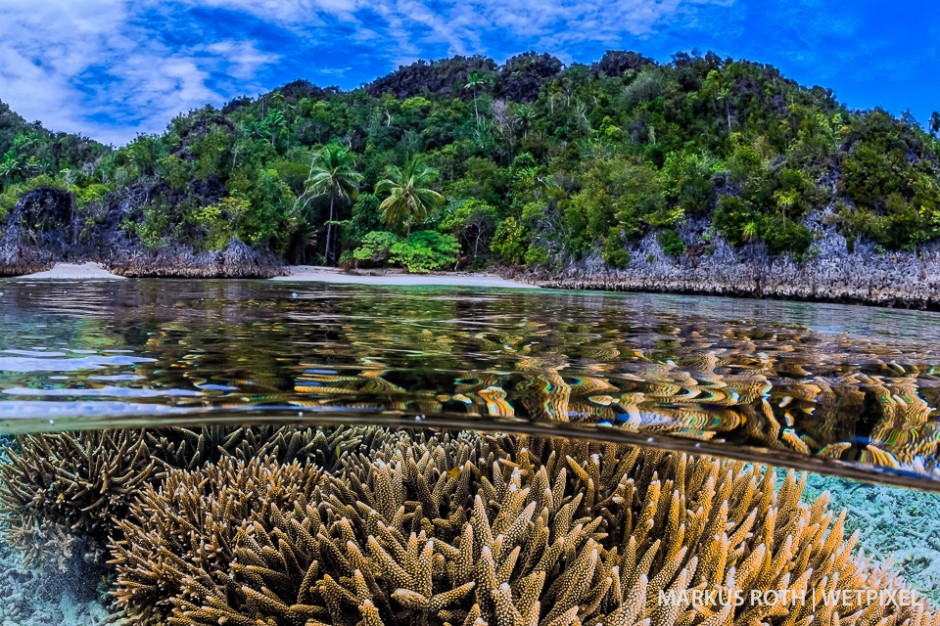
75, 183, 113, 209
352, 231, 401, 266
183, 197, 249, 251
343, 194, 383, 248
760, 215, 813, 256
390, 231, 460, 273
713, 196, 756, 246
660, 150, 719, 216
602, 230, 631, 268
657, 228, 686, 257
0, 175, 68, 219
491, 217, 527, 264
440, 199, 498, 262
156, 155, 190, 193
524, 244, 550, 267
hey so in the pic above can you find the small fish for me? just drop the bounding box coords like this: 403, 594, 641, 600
446, 467, 462, 479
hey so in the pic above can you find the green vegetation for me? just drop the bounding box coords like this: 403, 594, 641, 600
2, 50, 940, 272
298, 144, 363, 263
0, 102, 106, 219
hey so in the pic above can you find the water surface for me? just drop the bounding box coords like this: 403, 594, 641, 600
1, 278, 939, 490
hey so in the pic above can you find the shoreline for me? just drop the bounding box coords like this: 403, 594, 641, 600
531, 275, 940, 311
6, 261, 940, 311
270, 265, 537, 288
7, 262, 127, 280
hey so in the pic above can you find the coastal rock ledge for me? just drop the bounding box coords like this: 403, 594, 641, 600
0, 187, 287, 279
532, 238, 940, 310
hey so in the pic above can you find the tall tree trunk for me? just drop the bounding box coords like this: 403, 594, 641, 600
325, 194, 335, 265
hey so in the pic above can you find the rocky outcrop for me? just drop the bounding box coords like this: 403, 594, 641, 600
108, 239, 288, 278
0, 187, 74, 275
0, 187, 288, 278
533, 228, 940, 310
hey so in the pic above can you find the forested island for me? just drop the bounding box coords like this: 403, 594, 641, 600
2, 50, 940, 306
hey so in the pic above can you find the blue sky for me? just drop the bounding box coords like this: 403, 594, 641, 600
0, 0, 936, 146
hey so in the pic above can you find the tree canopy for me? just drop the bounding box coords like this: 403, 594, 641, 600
2, 50, 939, 272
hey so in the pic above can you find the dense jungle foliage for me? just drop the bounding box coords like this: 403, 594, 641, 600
2, 50, 940, 271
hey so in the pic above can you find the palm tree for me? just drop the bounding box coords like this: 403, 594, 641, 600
931, 111, 940, 138
464, 72, 489, 125
376, 157, 445, 232
298, 144, 362, 264
742, 221, 759, 243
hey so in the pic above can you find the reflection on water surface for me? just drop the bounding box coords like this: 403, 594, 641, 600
0, 279, 939, 488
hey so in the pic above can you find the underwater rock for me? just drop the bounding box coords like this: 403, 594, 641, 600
0, 538, 110, 626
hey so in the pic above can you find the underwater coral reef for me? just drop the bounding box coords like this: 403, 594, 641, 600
0, 426, 937, 626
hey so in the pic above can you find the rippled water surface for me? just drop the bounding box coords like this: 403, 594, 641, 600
0, 278, 939, 489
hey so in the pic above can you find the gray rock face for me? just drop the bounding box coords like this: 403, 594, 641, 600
536, 228, 940, 310
0, 186, 287, 278
0, 187, 74, 275
108, 238, 288, 278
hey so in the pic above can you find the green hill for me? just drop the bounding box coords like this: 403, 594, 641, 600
1, 50, 939, 276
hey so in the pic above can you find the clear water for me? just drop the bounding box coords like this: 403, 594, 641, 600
0, 279, 938, 624
1, 279, 939, 487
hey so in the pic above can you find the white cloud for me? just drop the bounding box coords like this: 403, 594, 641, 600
0, 0, 735, 145
0, 0, 129, 135
0, 0, 281, 145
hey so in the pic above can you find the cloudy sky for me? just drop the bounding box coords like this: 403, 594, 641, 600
0, 0, 935, 145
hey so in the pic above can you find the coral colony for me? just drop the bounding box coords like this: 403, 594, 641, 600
0, 426, 937, 625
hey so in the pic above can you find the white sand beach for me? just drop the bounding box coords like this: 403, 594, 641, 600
11, 263, 126, 280
271, 266, 537, 288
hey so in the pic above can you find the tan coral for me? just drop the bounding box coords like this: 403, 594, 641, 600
0, 429, 156, 569
111, 432, 939, 626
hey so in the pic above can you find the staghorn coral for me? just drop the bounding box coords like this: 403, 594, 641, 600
0, 425, 402, 572
0, 429, 156, 569
111, 431, 939, 626
146, 424, 398, 473
109, 455, 324, 624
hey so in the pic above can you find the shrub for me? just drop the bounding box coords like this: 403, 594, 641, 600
657, 228, 686, 257
490, 217, 527, 264
352, 231, 401, 266
74, 183, 113, 210
761, 215, 813, 256
602, 230, 631, 267
524, 243, 550, 267
713, 195, 756, 246
390, 230, 460, 273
